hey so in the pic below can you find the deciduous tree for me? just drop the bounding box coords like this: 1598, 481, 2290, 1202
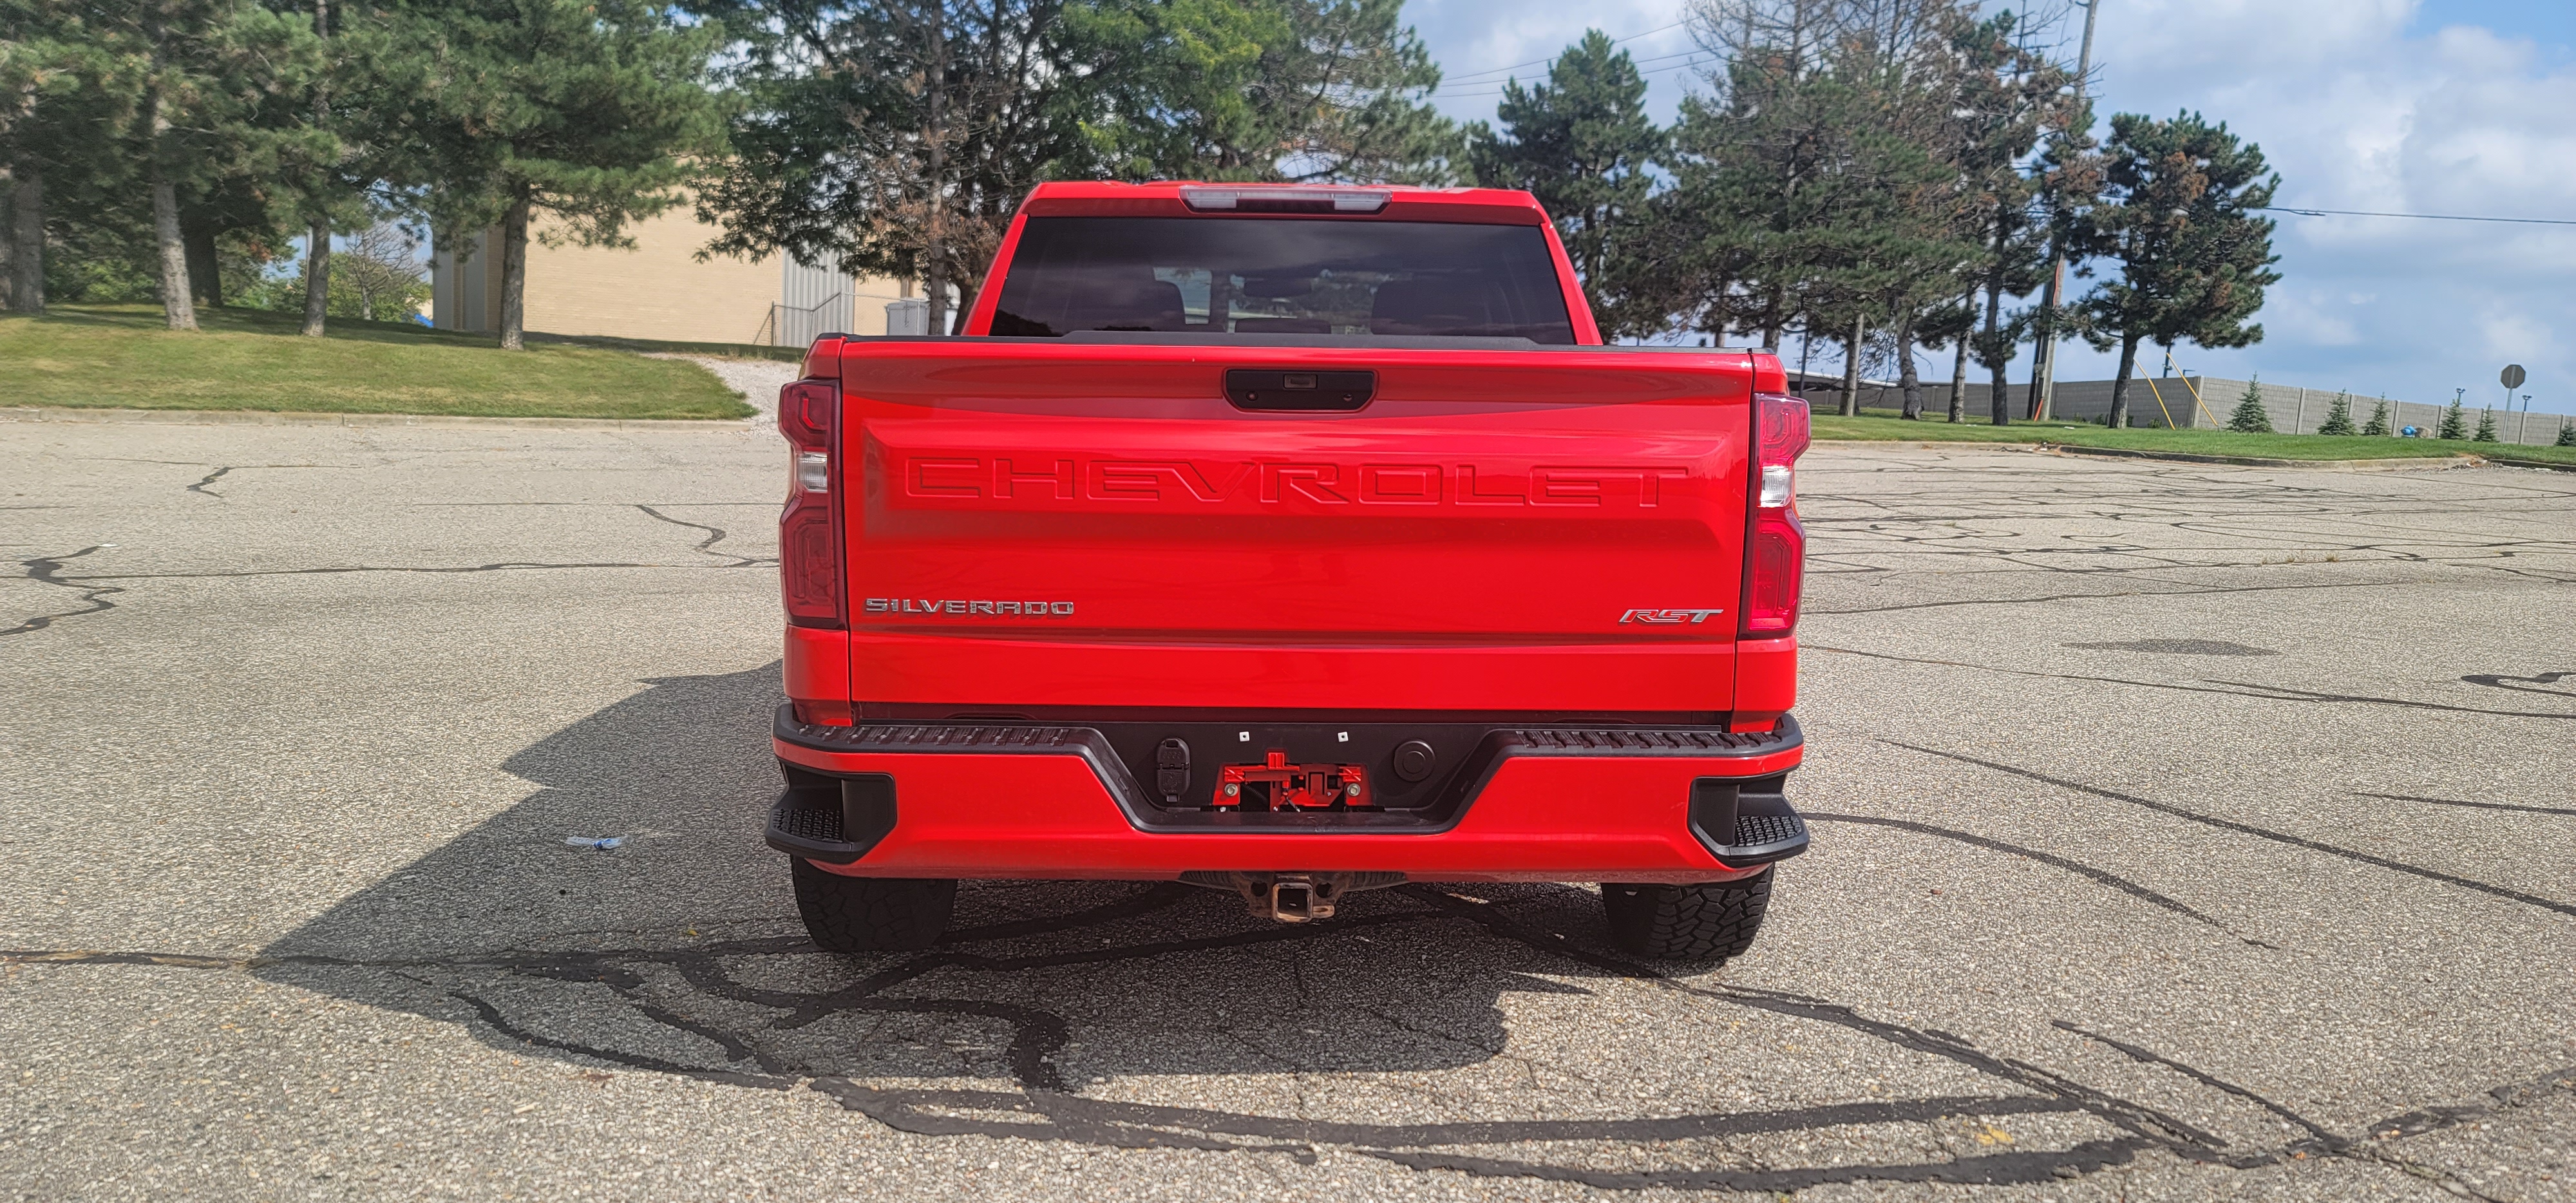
1941, 8, 2070, 426
695, 0, 1090, 336
699, 0, 1457, 337
1081, 0, 1457, 185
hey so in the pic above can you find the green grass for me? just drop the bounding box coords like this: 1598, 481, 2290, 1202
1812, 407, 2576, 466
0, 304, 759, 419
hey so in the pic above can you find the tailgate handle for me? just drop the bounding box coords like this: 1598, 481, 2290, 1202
1225, 369, 1375, 412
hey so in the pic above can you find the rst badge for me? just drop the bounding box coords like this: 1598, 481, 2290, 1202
1618, 608, 1725, 625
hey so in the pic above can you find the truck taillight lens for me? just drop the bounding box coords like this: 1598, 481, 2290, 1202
779, 379, 834, 446
779, 379, 844, 629
1741, 392, 1809, 636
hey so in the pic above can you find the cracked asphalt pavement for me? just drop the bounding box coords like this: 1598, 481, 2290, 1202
3, 416, 2571, 1201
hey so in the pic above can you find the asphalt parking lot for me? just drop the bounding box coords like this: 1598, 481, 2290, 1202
3, 404, 2571, 1202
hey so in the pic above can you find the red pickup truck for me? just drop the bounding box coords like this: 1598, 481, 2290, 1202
764, 182, 1810, 961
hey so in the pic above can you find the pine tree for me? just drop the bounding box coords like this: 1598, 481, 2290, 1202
397, 0, 724, 349
2557, 419, 2575, 447
2362, 399, 2391, 436
2072, 113, 2282, 430
2226, 376, 2273, 433
2473, 407, 2499, 442
2438, 397, 2468, 440
52, 0, 326, 330
1468, 31, 1663, 336
2316, 390, 2354, 435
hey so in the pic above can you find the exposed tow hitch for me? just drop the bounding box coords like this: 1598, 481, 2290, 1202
1179, 871, 1410, 922
1268, 876, 1327, 922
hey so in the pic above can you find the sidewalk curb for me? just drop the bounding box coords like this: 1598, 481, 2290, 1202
2035, 443, 2482, 470
0, 405, 759, 431
1810, 438, 2518, 471
2477, 454, 2576, 473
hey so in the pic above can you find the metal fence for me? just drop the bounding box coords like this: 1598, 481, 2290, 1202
759, 293, 848, 348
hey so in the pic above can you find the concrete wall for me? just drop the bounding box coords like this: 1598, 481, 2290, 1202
1810, 377, 2571, 448
430, 205, 909, 345
518, 208, 778, 344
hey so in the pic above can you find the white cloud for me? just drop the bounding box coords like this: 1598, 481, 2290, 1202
1412, 0, 2576, 413
2269, 289, 2365, 346
2479, 310, 2552, 367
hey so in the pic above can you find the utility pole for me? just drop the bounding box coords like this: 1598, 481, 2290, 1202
300, 0, 332, 337
923, 0, 947, 337
2026, 0, 2099, 422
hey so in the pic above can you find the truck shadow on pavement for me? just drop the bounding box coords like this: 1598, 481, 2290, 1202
237, 667, 2349, 1191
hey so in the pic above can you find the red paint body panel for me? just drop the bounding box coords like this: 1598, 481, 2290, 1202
783, 626, 848, 703
776, 738, 1797, 884
775, 182, 1806, 881
828, 344, 1757, 712
1730, 636, 1797, 732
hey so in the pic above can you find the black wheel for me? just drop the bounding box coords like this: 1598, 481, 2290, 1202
1602, 870, 1774, 961
791, 858, 957, 952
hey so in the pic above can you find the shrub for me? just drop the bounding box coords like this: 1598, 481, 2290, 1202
2473, 408, 2499, 443
2318, 394, 2360, 435
2559, 419, 2576, 448
2438, 397, 2468, 440
2316, 391, 2356, 435
236, 225, 433, 322
2362, 399, 2391, 436
2226, 377, 2275, 433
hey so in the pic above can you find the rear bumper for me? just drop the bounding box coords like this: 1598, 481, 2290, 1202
768, 709, 1807, 883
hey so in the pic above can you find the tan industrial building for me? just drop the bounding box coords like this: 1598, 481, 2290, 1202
430, 206, 917, 346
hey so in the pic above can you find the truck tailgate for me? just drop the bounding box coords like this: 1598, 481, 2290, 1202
835, 343, 1757, 714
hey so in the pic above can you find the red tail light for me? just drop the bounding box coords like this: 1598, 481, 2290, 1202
779, 378, 844, 629
1740, 392, 1809, 636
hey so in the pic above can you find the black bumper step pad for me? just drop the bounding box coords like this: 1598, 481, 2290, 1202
771, 795, 847, 845
773, 706, 1805, 848
1729, 809, 1806, 849
1499, 726, 1792, 753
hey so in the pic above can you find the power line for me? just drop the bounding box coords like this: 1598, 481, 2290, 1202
1440, 21, 1689, 86
2261, 205, 2576, 227
1446, 48, 1705, 95
1444, 56, 1712, 99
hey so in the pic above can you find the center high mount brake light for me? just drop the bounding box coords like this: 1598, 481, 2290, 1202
1179, 186, 1391, 214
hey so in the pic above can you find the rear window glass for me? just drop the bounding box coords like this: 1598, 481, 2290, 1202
987, 216, 1577, 343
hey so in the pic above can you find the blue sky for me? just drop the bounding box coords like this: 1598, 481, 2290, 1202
1408, 0, 2576, 415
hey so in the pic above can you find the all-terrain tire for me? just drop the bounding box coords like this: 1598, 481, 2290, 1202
791, 859, 958, 952
1601, 870, 1774, 961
